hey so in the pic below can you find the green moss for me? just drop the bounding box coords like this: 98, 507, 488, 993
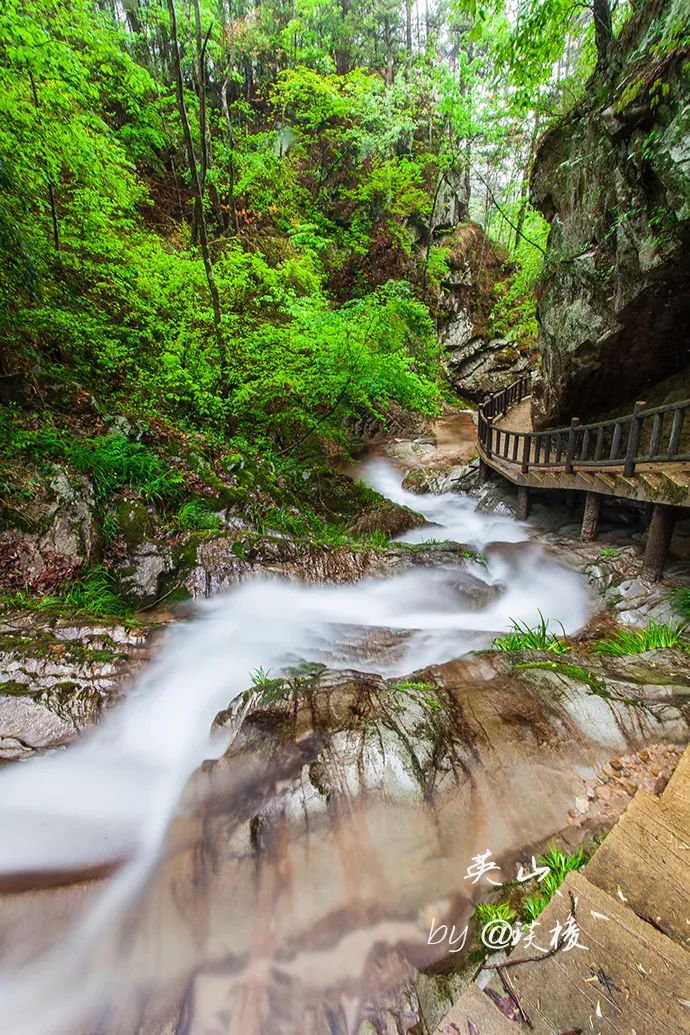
115, 498, 153, 546
516, 659, 607, 695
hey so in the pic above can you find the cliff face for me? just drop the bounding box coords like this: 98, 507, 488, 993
530, 0, 690, 426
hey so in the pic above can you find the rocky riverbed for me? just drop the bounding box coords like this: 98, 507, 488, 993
0, 411, 688, 1035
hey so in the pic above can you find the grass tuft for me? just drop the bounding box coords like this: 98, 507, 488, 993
493, 611, 569, 653
592, 621, 688, 656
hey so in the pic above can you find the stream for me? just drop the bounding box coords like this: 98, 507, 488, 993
0, 455, 593, 1035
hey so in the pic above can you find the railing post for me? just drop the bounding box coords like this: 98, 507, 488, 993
623, 401, 646, 477
521, 434, 532, 474
609, 421, 623, 461
485, 416, 493, 459
668, 407, 684, 456
565, 418, 580, 474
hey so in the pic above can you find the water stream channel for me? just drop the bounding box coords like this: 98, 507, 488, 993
0, 433, 622, 1035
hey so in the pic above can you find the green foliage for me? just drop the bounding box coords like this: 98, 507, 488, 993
250, 665, 289, 704
522, 843, 589, 920
474, 900, 516, 926
592, 622, 688, 656
69, 437, 183, 502
175, 500, 223, 532
493, 612, 569, 653
0, 566, 132, 618
61, 565, 132, 617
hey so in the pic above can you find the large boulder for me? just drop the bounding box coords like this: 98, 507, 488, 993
530, 0, 690, 425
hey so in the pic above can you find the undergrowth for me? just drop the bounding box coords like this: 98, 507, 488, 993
0, 566, 133, 620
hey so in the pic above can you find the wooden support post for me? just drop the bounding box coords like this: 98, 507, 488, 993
478, 458, 491, 483
643, 503, 676, 581
581, 492, 601, 542
516, 485, 530, 521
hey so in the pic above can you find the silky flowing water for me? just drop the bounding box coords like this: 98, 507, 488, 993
0, 458, 592, 1035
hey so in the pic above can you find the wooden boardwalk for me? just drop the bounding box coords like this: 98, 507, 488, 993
477, 379, 690, 578
434, 747, 690, 1035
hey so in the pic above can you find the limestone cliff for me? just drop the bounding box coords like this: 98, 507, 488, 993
531, 0, 690, 426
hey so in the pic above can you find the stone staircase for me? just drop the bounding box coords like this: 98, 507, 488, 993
434, 748, 690, 1034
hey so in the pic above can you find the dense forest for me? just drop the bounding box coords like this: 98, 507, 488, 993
0, 0, 684, 608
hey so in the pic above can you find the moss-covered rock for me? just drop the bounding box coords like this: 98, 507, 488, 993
114, 498, 153, 547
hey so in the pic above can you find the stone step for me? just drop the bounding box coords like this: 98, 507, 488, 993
433, 981, 520, 1034
498, 870, 690, 1034
660, 746, 690, 822
584, 790, 690, 950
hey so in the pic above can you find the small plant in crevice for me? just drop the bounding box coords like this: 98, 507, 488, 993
493, 612, 569, 653
521, 843, 590, 919
596, 547, 620, 560
474, 900, 516, 927
250, 665, 289, 704
592, 621, 688, 656
393, 679, 442, 712
473, 842, 594, 939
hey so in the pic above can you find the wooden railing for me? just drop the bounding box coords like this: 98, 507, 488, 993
478, 376, 690, 477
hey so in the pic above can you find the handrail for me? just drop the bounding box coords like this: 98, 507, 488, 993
477, 377, 690, 477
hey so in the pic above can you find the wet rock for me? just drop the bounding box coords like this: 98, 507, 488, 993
0, 614, 156, 759
402, 462, 480, 496
348, 500, 427, 538
114, 647, 690, 1035
39, 468, 97, 562
0, 465, 97, 594
116, 540, 174, 606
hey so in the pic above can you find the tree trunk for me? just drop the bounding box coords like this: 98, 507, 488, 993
166, 0, 225, 371
221, 72, 239, 235
592, 0, 612, 70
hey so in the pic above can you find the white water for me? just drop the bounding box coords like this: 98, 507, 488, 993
0, 459, 590, 1034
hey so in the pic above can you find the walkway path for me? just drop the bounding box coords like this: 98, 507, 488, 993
478, 379, 690, 578
434, 746, 690, 1034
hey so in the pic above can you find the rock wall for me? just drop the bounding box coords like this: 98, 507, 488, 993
438, 223, 530, 399
530, 0, 690, 426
